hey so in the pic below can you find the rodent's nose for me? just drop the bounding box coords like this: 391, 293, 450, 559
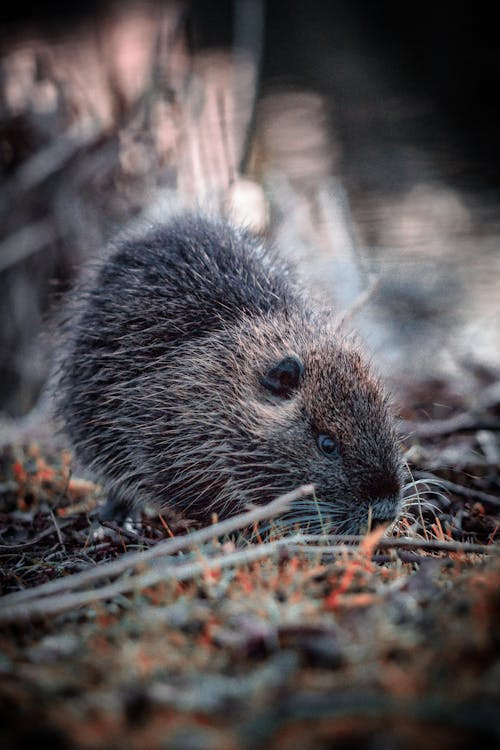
363, 472, 402, 523
364, 474, 401, 501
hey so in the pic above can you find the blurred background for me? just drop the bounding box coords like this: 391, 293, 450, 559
1, 0, 499, 418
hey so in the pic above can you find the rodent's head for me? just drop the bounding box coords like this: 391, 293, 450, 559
158, 311, 403, 534
259, 350, 402, 534
236, 314, 402, 534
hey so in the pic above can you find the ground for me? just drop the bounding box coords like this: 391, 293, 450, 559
0, 378, 499, 750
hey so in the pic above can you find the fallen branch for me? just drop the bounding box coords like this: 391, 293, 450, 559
0, 520, 73, 551
7, 124, 101, 194
0, 524, 500, 624
0, 484, 314, 608
334, 276, 381, 332
99, 520, 157, 545
399, 413, 500, 439
414, 471, 500, 508
0, 527, 495, 624
0, 219, 59, 273
291, 535, 496, 555
0, 540, 297, 623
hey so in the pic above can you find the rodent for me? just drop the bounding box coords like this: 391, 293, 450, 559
57, 213, 403, 534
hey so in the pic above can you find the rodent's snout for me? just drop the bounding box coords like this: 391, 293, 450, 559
361, 471, 402, 527
367, 495, 402, 526
362, 472, 401, 502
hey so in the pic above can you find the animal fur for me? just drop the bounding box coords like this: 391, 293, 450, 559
57, 214, 402, 533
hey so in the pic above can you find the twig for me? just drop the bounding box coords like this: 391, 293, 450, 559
414, 471, 500, 509
0, 541, 289, 623
0, 219, 59, 273
399, 413, 500, 439
0, 530, 495, 624
0, 485, 313, 608
334, 276, 381, 332
47, 506, 66, 552
6, 124, 101, 193
99, 520, 156, 545
0, 520, 73, 551
290, 535, 496, 555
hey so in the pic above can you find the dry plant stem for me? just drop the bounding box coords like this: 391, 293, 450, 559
6, 125, 102, 194
2, 494, 495, 619
48, 506, 66, 552
0, 542, 296, 623
0, 532, 495, 624
293, 536, 496, 555
334, 277, 381, 332
414, 470, 500, 508
399, 413, 500, 439
0, 485, 314, 608
100, 521, 156, 545
0, 520, 74, 551
0, 219, 59, 273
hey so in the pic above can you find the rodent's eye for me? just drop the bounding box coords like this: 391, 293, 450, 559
261, 355, 304, 399
317, 433, 340, 458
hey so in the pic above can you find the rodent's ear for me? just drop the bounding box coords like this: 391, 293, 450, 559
261, 355, 304, 399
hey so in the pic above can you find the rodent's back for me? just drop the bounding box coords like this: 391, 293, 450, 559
77, 215, 301, 357
58, 215, 302, 497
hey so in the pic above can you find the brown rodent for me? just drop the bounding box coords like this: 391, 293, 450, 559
57, 213, 402, 533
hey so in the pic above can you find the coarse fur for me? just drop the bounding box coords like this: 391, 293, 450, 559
57, 213, 403, 534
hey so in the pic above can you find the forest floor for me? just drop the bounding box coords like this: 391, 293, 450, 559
0, 377, 499, 750
1, 5, 499, 748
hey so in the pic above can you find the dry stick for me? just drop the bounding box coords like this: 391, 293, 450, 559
8, 125, 101, 193
0, 532, 495, 624
414, 471, 500, 508
333, 276, 381, 333
0, 220, 59, 273
398, 413, 500, 439
0, 541, 290, 623
293, 535, 496, 555
0, 520, 74, 551
99, 520, 156, 545
0, 484, 314, 608
47, 506, 66, 553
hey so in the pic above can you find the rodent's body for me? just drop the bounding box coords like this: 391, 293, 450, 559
58, 214, 402, 533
